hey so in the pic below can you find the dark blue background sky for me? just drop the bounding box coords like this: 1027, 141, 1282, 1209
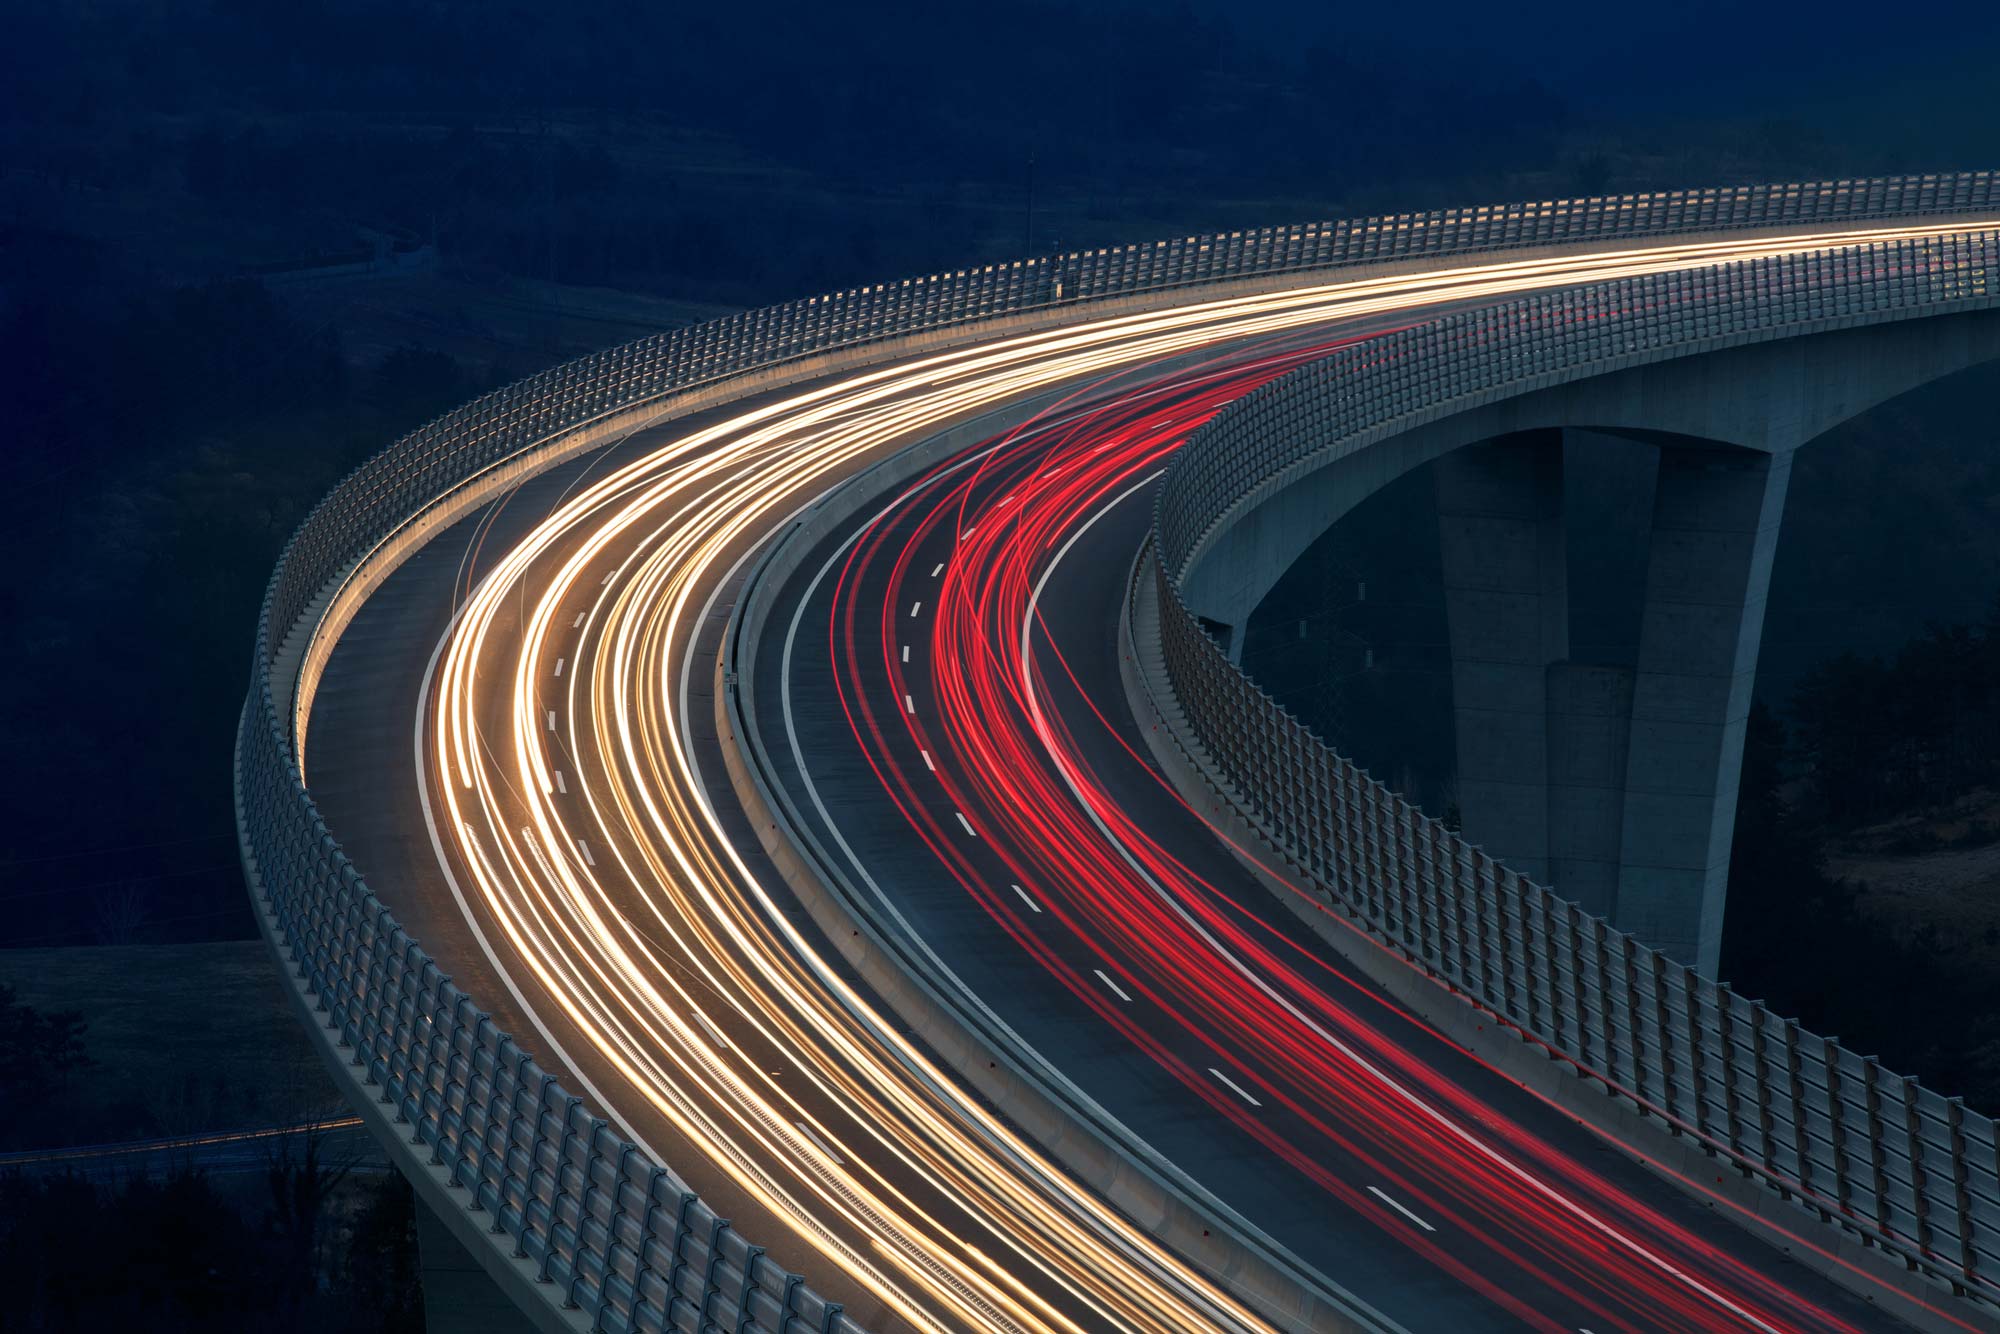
1229, 0, 2000, 108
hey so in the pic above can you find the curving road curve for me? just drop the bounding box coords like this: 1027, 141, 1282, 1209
307, 221, 2000, 1332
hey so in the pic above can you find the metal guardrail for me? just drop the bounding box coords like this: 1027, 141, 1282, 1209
1147, 232, 2000, 1300
238, 172, 2000, 1331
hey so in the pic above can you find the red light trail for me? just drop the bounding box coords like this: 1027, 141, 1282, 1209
826, 336, 1969, 1333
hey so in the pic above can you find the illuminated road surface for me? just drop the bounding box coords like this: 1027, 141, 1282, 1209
347, 223, 1999, 1332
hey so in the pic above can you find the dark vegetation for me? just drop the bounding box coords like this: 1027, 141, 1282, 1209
0, 268, 496, 947
5, 1, 1583, 302
0, 983, 89, 1144
0, 967, 424, 1331
0, 1146, 424, 1334
1724, 604, 2000, 1113
1720, 699, 2000, 1114
1790, 618, 2000, 834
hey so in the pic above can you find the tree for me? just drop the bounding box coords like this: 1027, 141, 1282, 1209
0, 983, 88, 1144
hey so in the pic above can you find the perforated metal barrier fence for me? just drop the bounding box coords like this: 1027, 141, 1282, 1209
238, 173, 1999, 1331
1148, 232, 2000, 1299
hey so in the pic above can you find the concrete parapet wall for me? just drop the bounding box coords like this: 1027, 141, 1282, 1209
1143, 233, 2000, 1316
1121, 557, 1989, 1334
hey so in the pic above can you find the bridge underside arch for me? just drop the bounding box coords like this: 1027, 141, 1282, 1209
1179, 309, 2000, 973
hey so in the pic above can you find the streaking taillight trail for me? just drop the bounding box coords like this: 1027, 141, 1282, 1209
827, 335, 1960, 1333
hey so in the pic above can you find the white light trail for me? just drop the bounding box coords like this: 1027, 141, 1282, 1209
398, 219, 1992, 1333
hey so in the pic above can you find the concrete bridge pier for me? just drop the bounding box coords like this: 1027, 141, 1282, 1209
413, 1196, 540, 1334
1436, 429, 1790, 976
1616, 442, 1791, 970
1432, 430, 1568, 887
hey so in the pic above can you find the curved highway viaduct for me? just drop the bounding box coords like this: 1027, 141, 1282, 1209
1176, 301, 2000, 971
237, 174, 2000, 1334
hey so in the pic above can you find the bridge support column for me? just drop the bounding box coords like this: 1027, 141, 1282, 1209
413, 1194, 540, 1334
1545, 661, 1636, 919
1434, 430, 1567, 883
1616, 443, 1792, 974
1438, 433, 1788, 975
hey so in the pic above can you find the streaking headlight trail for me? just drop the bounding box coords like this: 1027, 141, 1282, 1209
408, 222, 1989, 1332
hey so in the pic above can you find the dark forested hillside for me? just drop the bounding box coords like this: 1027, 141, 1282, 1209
3, 0, 1998, 957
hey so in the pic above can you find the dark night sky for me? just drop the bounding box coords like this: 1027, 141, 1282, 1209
1234, 0, 2000, 104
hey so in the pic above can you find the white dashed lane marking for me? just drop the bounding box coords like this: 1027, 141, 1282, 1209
1093, 969, 1133, 1003
1368, 1186, 1436, 1232
794, 1121, 846, 1165
1209, 1067, 1262, 1107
